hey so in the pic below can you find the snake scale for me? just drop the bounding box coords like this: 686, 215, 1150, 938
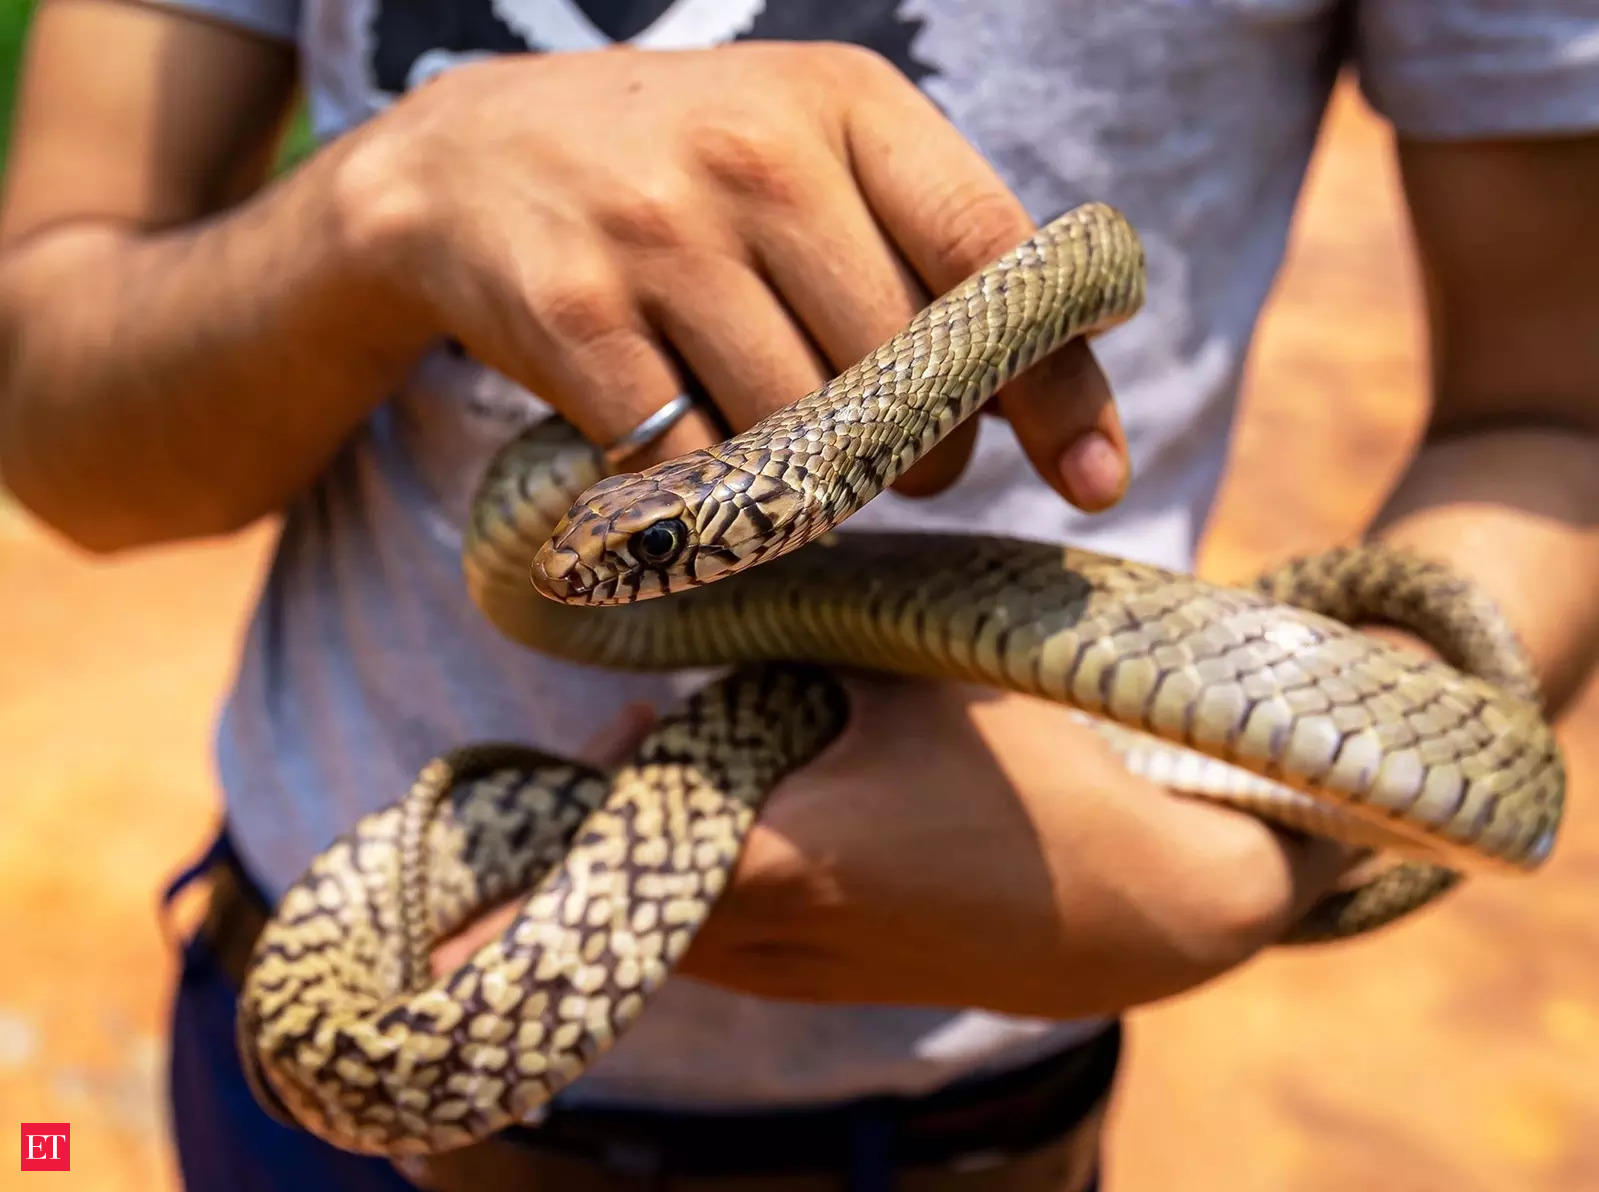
237, 203, 1565, 1156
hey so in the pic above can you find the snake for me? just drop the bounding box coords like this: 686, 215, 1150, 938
236, 202, 1565, 1157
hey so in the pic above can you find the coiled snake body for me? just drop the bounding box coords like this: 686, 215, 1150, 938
237, 204, 1564, 1155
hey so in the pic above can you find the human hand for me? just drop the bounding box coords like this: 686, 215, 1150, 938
332, 43, 1128, 507
434, 676, 1353, 1018
672, 676, 1359, 1016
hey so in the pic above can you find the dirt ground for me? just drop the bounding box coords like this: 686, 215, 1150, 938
1, 80, 1595, 1191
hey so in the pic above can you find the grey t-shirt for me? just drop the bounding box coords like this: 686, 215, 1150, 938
156, 0, 1598, 1110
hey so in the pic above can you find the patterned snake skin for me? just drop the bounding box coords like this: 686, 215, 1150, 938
236, 204, 1565, 1156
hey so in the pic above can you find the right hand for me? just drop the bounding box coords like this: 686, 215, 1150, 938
332, 43, 1129, 508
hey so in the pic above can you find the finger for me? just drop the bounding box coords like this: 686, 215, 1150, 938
1277, 833, 1371, 910
893, 416, 981, 497
641, 255, 832, 433
432, 901, 520, 978
845, 80, 1131, 509
576, 700, 658, 767
549, 322, 724, 470
475, 252, 724, 469
995, 341, 1129, 511
745, 180, 974, 496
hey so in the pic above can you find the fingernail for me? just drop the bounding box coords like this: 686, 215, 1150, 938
1058, 431, 1126, 509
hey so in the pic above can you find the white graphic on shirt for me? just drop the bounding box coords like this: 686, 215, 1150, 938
492, 0, 768, 51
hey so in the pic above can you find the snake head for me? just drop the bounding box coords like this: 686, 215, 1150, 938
532, 450, 809, 604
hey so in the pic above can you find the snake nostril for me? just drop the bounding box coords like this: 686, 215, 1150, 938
532, 546, 587, 601
537, 546, 577, 579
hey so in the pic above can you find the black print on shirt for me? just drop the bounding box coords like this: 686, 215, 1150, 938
368, 0, 937, 96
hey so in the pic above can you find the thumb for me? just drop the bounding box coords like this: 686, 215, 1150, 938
992, 338, 1129, 512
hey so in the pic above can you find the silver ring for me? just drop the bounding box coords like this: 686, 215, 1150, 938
600, 393, 697, 466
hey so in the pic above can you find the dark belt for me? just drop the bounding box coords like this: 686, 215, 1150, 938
199, 837, 1117, 1189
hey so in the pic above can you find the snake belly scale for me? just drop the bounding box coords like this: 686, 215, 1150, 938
237, 203, 1565, 1156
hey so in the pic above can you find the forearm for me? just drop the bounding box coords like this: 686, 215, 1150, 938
0, 142, 427, 552
1367, 425, 1599, 715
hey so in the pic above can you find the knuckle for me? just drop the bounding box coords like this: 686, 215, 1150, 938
926, 186, 1030, 278
329, 127, 434, 270
534, 268, 631, 348
819, 41, 898, 86
747, 38, 883, 82
597, 179, 697, 251
690, 121, 803, 206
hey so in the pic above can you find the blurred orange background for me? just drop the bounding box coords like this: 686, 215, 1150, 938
0, 78, 1594, 1191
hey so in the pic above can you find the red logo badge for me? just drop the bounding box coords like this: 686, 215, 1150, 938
20, 1124, 70, 1172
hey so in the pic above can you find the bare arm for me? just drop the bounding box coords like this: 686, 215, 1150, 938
1364, 135, 1599, 715
0, 0, 427, 550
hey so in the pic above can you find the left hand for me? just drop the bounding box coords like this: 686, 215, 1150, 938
434, 674, 1357, 1019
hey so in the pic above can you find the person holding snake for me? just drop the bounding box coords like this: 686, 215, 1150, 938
2, 1, 1597, 1189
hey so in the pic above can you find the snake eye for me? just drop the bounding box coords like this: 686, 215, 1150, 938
630, 518, 687, 567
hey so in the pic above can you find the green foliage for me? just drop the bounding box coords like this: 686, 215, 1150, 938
276, 100, 317, 173
0, 0, 34, 173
